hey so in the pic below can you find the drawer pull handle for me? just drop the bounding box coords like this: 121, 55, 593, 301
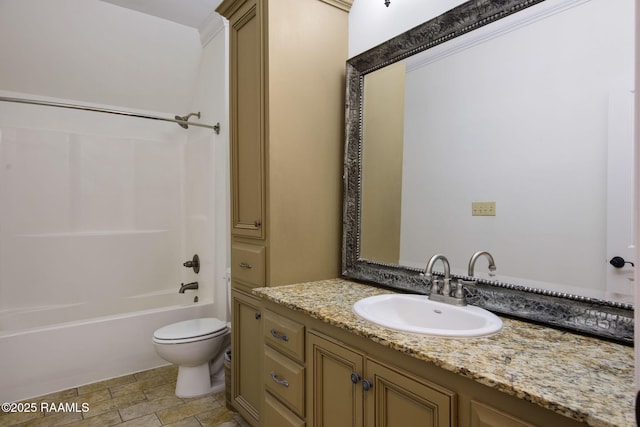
270, 371, 289, 387
270, 329, 289, 341
254, 220, 262, 228
239, 262, 253, 269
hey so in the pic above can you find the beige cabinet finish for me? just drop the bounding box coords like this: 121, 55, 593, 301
264, 346, 305, 417
264, 393, 305, 427
308, 331, 364, 427
218, 0, 351, 286
231, 289, 263, 424
470, 401, 535, 427
263, 310, 307, 425
307, 331, 456, 427
216, 0, 351, 424
261, 299, 586, 427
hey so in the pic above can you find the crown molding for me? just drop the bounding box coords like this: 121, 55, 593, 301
318, 0, 353, 13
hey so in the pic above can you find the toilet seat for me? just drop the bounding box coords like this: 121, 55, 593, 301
153, 318, 228, 344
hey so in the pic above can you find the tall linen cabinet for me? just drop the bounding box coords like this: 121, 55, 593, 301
215, 0, 352, 425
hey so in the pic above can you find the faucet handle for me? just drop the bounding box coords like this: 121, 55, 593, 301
430, 278, 441, 294
454, 281, 464, 299
442, 278, 452, 296
183, 254, 200, 274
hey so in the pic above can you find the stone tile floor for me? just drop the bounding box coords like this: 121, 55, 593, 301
0, 365, 248, 427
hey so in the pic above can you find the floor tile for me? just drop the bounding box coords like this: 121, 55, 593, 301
1, 366, 243, 427
78, 375, 137, 396
63, 410, 122, 427
119, 397, 183, 422
156, 396, 218, 425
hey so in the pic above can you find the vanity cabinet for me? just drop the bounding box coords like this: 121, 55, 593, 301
259, 296, 587, 427
231, 289, 263, 423
263, 310, 306, 425
469, 401, 535, 427
307, 331, 456, 427
216, 0, 351, 424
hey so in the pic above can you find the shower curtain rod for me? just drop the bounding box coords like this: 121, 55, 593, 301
0, 96, 221, 134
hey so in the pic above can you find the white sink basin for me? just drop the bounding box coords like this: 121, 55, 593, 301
353, 294, 502, 337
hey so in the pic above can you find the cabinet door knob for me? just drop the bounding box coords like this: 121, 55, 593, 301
350, 373, 361, 384
270, 371, 289, 387
255, 312, 261, 320
270, 329, 289, 341
254, 220, 262, 228
362, 379, 373, 391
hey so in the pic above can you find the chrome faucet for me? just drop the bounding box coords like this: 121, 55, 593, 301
422, 254, 466, 306
179, 281, 199, 293
468, 251, 496, 277
423, 253, 451, 295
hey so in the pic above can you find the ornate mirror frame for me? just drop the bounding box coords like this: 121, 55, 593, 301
342, 0, 634, 344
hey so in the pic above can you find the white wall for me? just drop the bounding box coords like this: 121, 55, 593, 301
0, 0, 202, 113
348, 0, 465, 57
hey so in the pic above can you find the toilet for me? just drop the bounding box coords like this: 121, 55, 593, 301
153, 318, 230, 398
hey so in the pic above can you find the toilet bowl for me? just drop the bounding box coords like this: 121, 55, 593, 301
153, 317, 230, 398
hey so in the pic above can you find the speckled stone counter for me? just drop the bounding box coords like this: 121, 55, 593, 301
253, 279, 635, 427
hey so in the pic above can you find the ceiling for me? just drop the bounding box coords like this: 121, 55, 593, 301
100, 0, 223, 29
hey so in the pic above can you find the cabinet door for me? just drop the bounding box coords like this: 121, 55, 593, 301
231, 289, 263, 425
307, 332, 365, 427
364, 360, 456, 427
229, 0, 265, 239
470, 401, 535, 427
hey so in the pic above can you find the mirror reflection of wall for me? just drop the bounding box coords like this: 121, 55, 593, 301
361, 62, 405, 263
359, 0, 634, 303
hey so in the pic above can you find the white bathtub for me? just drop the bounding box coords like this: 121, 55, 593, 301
0, 294, 215, 402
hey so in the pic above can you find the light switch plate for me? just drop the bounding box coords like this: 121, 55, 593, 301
472, 201, 496, 216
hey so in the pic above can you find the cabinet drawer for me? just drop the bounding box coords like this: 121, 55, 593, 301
264, 346, 305, 417
264, 310, 305, 362
231, 242, 265, 287
264, 392, 305, 427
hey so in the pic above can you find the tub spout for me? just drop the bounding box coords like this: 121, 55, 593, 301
179, 281, 199, 293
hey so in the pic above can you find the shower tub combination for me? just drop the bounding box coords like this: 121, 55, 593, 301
0, 295, 213, 402
0, 100, 221, 403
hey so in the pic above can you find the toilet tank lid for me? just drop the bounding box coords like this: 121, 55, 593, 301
154, 318, 228, 340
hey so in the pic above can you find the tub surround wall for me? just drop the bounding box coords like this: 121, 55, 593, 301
0, 112, 186, 317
254, 279, 635, 427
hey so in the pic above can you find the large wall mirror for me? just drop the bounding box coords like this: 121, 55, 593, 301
343, 0, 635, 343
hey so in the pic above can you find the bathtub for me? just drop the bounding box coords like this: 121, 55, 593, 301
0, 293, 215, 403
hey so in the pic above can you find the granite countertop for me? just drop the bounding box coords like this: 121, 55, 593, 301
253, 278, 635, 427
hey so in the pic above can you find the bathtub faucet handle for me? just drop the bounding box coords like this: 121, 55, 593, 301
179, 281, 199, 293
183, 254, 200, 274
